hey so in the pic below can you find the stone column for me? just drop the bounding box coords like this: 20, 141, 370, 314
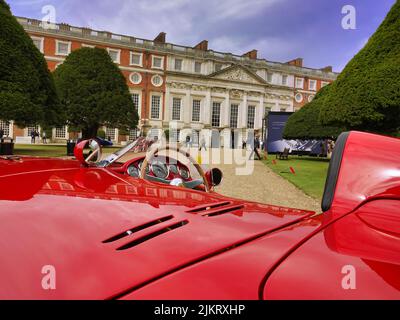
222, 90, 230, 127
256, 94, 264, 129
184, 88, 191, 126
163, 85, 170, 125
240, 92, 248, 128
203, 88, 212, 126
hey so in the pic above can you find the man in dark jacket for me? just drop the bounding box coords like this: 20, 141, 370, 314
249, 135, 262, 160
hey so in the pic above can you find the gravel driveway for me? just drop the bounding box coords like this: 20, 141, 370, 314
119, 147, 321, 213
208, 151, 321, 213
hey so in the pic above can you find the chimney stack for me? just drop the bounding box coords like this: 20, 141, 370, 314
320, 66, 333, 72
242, 49, 258, 60
194, 40, 208, 51
286, 58, 303, 67
154, 32, 166, 44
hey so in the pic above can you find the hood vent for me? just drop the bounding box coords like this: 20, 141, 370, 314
187, 202, 245, 217
116, 220, 189, 251
102, 215, 174, 243
186, 201, 232, 213
201, 204, 245, 217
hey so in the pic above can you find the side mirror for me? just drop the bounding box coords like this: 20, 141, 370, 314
205, 168, 223, 187
74, 139, 103, 166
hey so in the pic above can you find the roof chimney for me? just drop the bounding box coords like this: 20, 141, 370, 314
194, 40, 208, 51
242, 49, 258, 60
286, 58, 303, 67
154, 32, 166, 44
320, 66, 333, 72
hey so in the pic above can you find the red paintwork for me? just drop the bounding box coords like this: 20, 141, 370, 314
0, 131, 399, 299
73, 140, 88, 166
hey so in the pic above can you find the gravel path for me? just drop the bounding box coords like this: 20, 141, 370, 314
118, 147, 321, 213
210, 151, 321, 213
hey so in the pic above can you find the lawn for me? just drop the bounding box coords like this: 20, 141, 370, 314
264, 155, 330, 201
13, 144, 121, 158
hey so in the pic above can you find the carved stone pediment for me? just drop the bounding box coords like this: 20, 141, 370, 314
230, 89, 243, 99
211, 65, 265, 85
211, 87, 227, 94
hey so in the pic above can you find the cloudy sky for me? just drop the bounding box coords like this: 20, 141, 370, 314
7, 0, 396, 71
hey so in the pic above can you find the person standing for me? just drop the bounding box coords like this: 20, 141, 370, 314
30, 130, 36, 144
199, 136, 207, 151
249, 135, 262, 160
42, 131, 47, 144
0, 128, 4, 140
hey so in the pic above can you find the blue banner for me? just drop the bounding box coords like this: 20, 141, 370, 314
266, 112, 325, 155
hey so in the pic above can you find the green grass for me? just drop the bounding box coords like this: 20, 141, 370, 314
264, 156, 330, 201
13, 144, 121, 158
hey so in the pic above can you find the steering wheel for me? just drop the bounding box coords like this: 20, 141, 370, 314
140, 145, 211, 192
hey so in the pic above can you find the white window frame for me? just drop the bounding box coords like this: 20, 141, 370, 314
129, 72, 142, 85
150, 94, 162, 120
211, 102, 221, 127
107, 48, 121, 64
266, 72, 273, 82
130, 52, 143, 67
105, 127, 118, 141
55, 126, 67, 139
194, 61, 202, 73
191, 99, 201, 122
247, 105, 256, 129
309, 79, 317, 91
295, 93, 303, 103
282, 74, 288, 86
131, 92, 142, 118
151, 74, 163, 87
31, 36, 44, 53
152, 55, 164, 69
174, 58, 183, 71
171, 97, 182, 121
295, 77, 304, 89
230, 104, 239, 129
55, 40, 71, 56
0, 120, 12, 138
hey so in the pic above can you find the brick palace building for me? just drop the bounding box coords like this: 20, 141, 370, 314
0, 17, 338, 147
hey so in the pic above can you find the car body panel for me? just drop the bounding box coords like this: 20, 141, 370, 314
0, 158, 314, 299
1, 130, 399, 299
263, 200, 400, 299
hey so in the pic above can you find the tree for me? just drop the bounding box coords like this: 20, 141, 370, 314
319, 1, 400, 133
53, 47, 138, 138
283, 85, 345, 140
0, 0, 62, 127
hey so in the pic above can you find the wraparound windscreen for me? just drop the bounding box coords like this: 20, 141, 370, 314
266, 112, 324, 155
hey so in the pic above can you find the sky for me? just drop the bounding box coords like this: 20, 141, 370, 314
7, 0, 397, 72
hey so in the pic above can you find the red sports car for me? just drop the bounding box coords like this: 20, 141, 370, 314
0, 131, 399, 299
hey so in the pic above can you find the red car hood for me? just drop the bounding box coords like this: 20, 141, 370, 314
0, 157, 314, 299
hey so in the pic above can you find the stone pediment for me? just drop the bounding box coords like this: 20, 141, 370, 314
209, 65, 266, 85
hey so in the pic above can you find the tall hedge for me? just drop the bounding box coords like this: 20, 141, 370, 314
319, 1, 400, 133
53, 47, 138, 138
0, 0, 62, 127
283, 85, 345, 139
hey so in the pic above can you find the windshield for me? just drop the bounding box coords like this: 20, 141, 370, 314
97, 137, 155, 167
